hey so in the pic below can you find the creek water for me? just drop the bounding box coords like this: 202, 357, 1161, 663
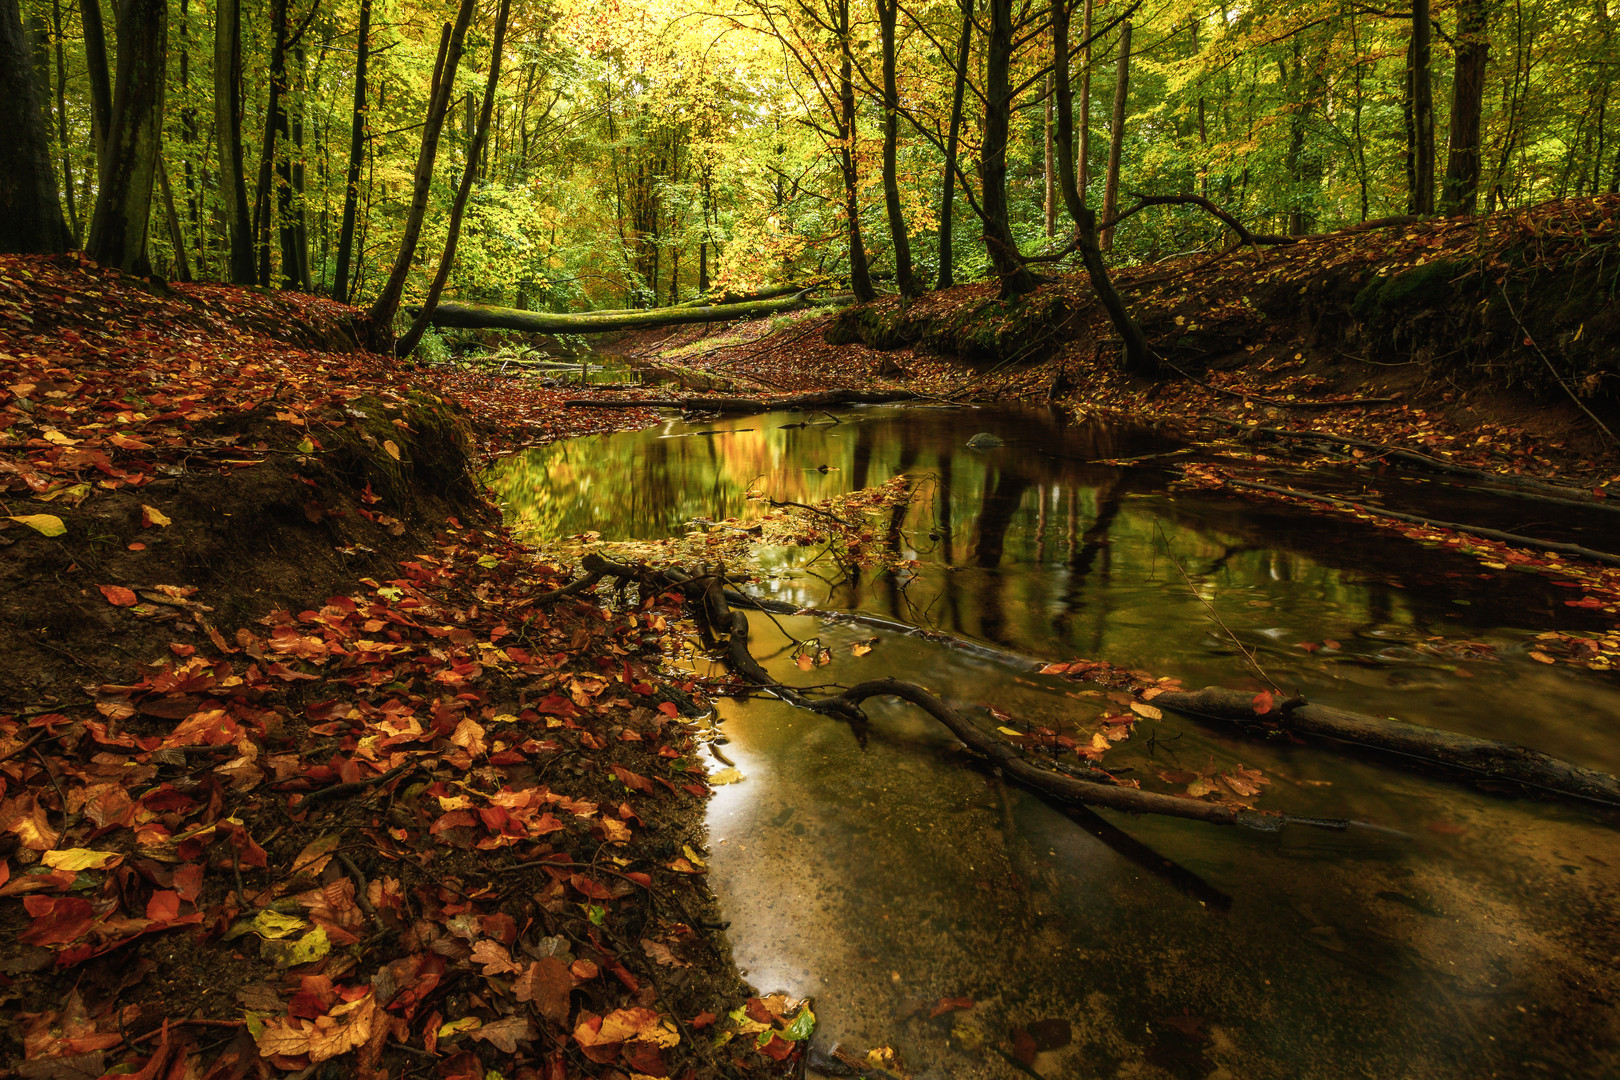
487, 406, 1620, 1079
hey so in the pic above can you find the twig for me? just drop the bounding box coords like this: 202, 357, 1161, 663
1498, 285, 1618, 444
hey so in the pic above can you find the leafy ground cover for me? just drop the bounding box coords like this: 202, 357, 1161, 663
0, 253, 814, 1079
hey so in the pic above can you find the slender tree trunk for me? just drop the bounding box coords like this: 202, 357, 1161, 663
86, 0, 165, 273
1100, 18, 1131, 250
214, 0, 254, 282
49, 0, 78, 243
1077, 0, 1092, 200
397, 0, 509, 355
1044, 74, 1055, 238
281, 43, 309, 289
0, 0, 70, 252
936, 0, 970, 290
839, 0, 876, 302
332, 0, 370, 302
1051, 0, 1154, 377
1441, 0, 1488, 214
982, 0, 1038, 297
157, 156, 190, 279
253, 0, 289, 285
1410, 0, 1435, 213
877, 0, 919, 296
79, 0, 112, 159
367, 0, 475, 333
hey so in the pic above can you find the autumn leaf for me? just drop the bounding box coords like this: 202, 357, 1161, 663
382, 439, 401, 461
471, 1016, 533, 1053
98, 584, 137, 607
41, 848, 123, 872
1129, 701, 1162, 720
141, 504, 172, 528
514, 957, 574, 1023
7, 513, 65, 536
1252, 690, 1275, 715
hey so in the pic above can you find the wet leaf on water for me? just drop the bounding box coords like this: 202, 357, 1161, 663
852, 640, 874, 657
1528, 650, 1556, 664
781, 1003, 816, 1040
928, 997, 974, 1019
707, 767, 744, 785
1130, 701, 1163, 720
796, 654, 814, 671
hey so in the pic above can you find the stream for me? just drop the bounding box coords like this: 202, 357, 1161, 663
487, 405, 1620, 1079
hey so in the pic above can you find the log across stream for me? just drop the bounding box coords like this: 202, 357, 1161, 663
487, 405, 1620, 1078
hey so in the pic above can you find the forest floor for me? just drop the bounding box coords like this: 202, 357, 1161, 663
0, 254, 815, 1080
4, 198, 1620, 1080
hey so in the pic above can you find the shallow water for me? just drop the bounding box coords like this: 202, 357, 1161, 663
489, 406, 1620, 1078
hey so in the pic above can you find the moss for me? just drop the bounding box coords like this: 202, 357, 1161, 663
320, 391, 477, 513
1352, 259, 1474, 323
826, 290, 1078, 364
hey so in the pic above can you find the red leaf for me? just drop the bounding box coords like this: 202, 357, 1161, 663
20, 895, 96, 946
145, 890, 181, 923
928, 997, 975, 1018
1252, 690, 1274, 715
99, 584, 138, 606
569, 874, 615, 900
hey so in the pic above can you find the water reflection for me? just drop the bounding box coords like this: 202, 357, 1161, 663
490, 406, 1620, 1077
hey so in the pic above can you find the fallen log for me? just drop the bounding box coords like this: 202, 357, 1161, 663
421, 293, 814, 335
563, 389, 920, 414
1153, 688, 1620, 807
1221, 477, 1620, 567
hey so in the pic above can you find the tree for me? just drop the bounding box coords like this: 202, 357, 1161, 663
981, 0, 1038, 297
332, 0, 371, 303
1100, 18, 1130, 250
86, 0, 166, 273
838, 0, 877, 301
398, 0, 511, 355
1408, 0, 1435, 214
367, 0, 476, 334
876, 0, 920, 297
935, 0, 971, 290
1442, 0, 1488, 214
214, 0, 254, 283
0, 0, 70, 253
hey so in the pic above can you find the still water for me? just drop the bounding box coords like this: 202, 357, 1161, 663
488, 406, 1620, 1078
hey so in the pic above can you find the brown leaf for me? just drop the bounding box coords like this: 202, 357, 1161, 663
470, 1016, 532, 1054
471, 939, 522, 976
514, 958, 573, 1024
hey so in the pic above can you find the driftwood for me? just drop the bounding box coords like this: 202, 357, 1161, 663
572, 554, 1278, 829
1154, 688, 1620, 807
421, 293, 815, 335
1204, 415, 1620, 511
1222, 477, 1620, 567
563, 389, 919, 414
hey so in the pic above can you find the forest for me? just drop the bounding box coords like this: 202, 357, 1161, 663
1, 0, 1609, 316
4, 0, 1620, 1076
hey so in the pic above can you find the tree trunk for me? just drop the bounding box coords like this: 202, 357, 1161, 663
839, 0, 876, 302
252, 0, 289, 286
284, 43, 310, 290
877, 0, 920, 297
1044, 74, 1055, 238
79, 0, 111, 160
398, 0, 511, 356
0, 0, 70, 253
936, 0, 971, 290
86, 0, 165, 273
49, 0, 79, 243
214, 0, 254, 283
367, 0, 475, 334
1441, 0, 1488, 214
982, 0, 1038, 298
1051, 0, 1155, 377
424, 294, 814, 335
157, 155, 190, 280
1410, 0, 1435, 214
1100, 18, 1131, 251
332, 0, 370, 302
1077, 0, 1092, 200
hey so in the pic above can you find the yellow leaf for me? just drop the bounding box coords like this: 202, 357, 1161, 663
8, 513, 65, 536
383, 439, 401, 460
682, 844, 707, 868
42, 848, 123, 871
261, 925, 330, 968
141, 504, 172, 527
1129, 702, 1163, 720
995, 725, 1023, 737
707, 767, 744, 785
438, 1017, 482, 1038
852, 642, 872, 657
1528, 651, 1556, 664
252, 909, 311, 939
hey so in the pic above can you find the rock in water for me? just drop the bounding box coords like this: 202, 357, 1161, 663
966, 432, 1005, 449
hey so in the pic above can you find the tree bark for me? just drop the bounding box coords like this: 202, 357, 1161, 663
79, 0, 111, 160
1100, 18, 1131, 250
0, 0, 70, 253
1044, 74, 1055, 238
398, 0, 510, 356
1441, 0, 1488, 214
936, 0, 971, 290
214, 0, 254, 283
982, 0, 1039, 297
367, 0, 474, 334
86, 0, 165, 273
156, 155, 190, 280
332, 0, 370, 302
838, 0, 876, 302
1410, 0, 1435, 214
877, 0, 920, 297
49, 0, 79, 243
424, 293, 815, 335
1077, 0, 1092, 200
251, 0, 289, 286
1051, 0, 1155, 376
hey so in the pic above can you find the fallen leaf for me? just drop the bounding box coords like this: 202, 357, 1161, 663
7, 513, 65, 536
383, 440, 401, 461
98, 584, 137, 607
1129, 701, 1162, 720
41, 848, 124, 872
1252, 690, 1275, 715
141, 505, 172, 528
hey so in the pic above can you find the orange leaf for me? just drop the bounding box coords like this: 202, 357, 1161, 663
99, 584, 137, 606
1251, 690, 1274, 715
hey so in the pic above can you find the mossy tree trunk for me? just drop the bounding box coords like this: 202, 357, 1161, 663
0, 0, 70, 254
86, 0, 166, 274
